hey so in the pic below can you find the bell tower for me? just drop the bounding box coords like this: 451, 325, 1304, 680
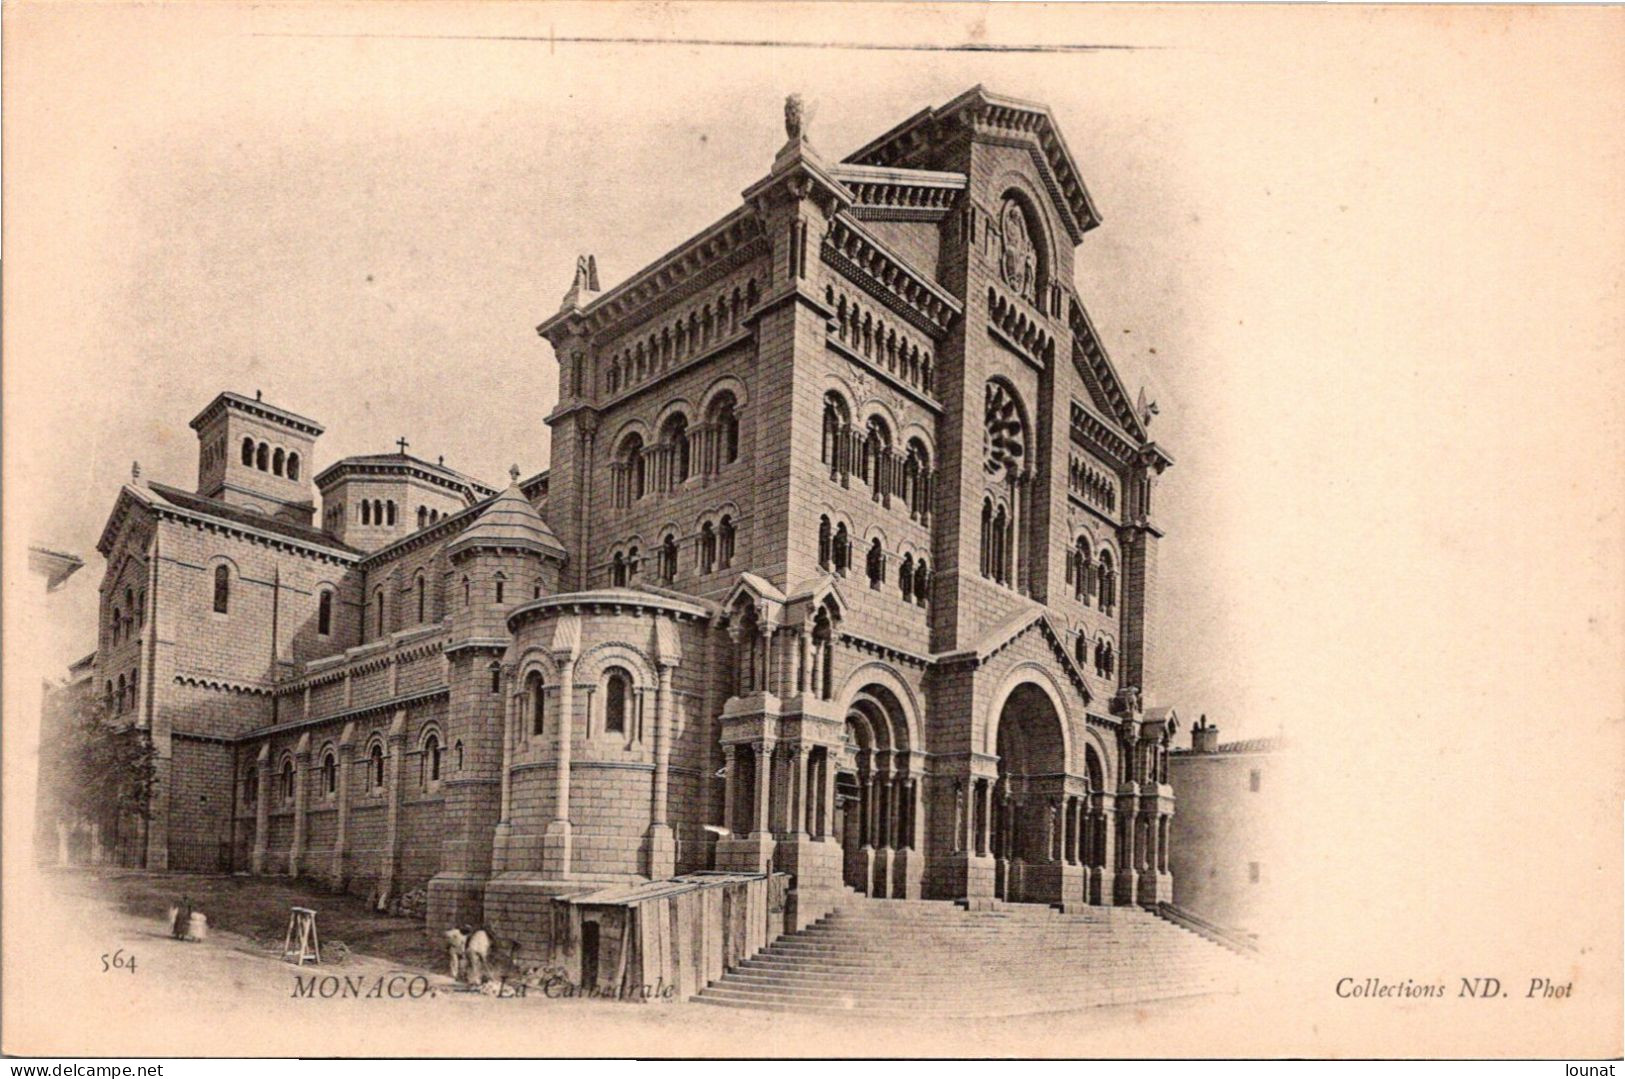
189, 390, 323, 527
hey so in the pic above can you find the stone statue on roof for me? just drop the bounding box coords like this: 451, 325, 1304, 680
784, 94, 805, 141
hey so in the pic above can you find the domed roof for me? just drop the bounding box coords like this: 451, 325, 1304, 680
446, 472, 565, 560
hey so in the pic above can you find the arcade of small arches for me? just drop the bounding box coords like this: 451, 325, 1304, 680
814, 515, 929, 606
239, 436, 302, 481
603, 279, 760, 397
714, 653, 1174, 907
820, 391, 934, 524
606, 510, 738, 587
1065, 535, 1119, 615
106, 585, 146, 645
609, 392, 742, 507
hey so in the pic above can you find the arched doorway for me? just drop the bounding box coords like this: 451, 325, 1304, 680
838, 683, 915, 897
992, 682, 1068, 904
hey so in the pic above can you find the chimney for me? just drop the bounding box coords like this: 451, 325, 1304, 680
1191, 714, 1220, 754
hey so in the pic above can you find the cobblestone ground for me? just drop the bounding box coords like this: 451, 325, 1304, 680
8, 867, 1236, 1057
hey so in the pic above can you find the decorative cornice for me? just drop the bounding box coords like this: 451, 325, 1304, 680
240, 685, 450, 741
1069, 400, 1139, 468
822, 215, 961, 338
838, 630, 932, 669
313, 457, 496, 501
986, 285, 1056, 370
842, 86, 1100, 243
537, 209, 767, 344
508, 588, 712, 633
189, 392, 325, 438
1067, 292, 1147, 443
172, 673, 275, 697
110, 488, 357, 566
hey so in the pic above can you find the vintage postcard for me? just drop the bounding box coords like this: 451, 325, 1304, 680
3, 1, 1620, 1060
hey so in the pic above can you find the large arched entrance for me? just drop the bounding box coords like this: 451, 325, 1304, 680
991, 681, 1068, 904
838, 683, 918, 898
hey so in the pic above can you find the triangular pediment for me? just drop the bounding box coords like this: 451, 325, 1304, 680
954, 606, 1093, 706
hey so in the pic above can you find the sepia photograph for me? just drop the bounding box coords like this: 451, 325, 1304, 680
2, 1, 1620, 1062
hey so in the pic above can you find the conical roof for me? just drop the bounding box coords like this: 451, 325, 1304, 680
446, 474, 565, 560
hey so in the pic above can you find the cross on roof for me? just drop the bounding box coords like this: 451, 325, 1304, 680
396, 436, 410, 455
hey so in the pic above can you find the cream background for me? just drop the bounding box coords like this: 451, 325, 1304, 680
3, 2, 1621, 1057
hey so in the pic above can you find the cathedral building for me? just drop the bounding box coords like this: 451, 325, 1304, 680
75, 86, 1178, 951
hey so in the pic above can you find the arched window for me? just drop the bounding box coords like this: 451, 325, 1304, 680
456, 741, 465, 770
833, 523, 851, 575
818, 515, 832, 569
1098, 551, 1117, 615
718, 516, 735, 569
900, 553, 915, 601
710, 393, 740, 467
374, 587, 385, 637
904, 439, 930, 514
821, 392, 848, 466
661, 533, 678, 582
494, 573, 506, 604
421, 732, 441, 789
111, 606, 122, 644
116, 674, 126, 713
866, 539, 885, 589
618, 433, 646, 503
281, 757, 295, 802
862, 416, 891, 487
625, 549, 638, 583
241, 437, 255, 466
992, 504, 1009, 585
415, 574, 426, 622
661, 414, 690, 485
131, 668, 139, 710
980, 499, 993, 579
370, 743, 385, 790
534, 580, 544, 599
417, 506, 427, 529
287, 452, 301, 481
361, 500, 372, 526
527, 670, 546, 736
1075, 631, 1089, 666
321, 751, 336, 796
317, 588, 333, 637
699, 522, 717, 574
1074, 537, 1093, 601
243, 767, 258, 807
913, 559, 929, 608
611, 551, 627, 588
213, 565, 230, 613
272, 447, 285, 476
489, 661, 502, 694
462, 576, 471, 606
387, 501, 397, 526
604, 667, 631, 736
256, 442, 269, 471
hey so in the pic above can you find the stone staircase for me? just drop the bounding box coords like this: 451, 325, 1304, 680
694, 895, 1249, 1017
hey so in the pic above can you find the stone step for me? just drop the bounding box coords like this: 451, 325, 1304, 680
692, 896, 1250, 1017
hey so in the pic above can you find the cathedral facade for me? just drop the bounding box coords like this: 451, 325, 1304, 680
78, 86, 1178, 944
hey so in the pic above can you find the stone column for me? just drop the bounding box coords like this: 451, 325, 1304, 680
721, 744, 738, 836
794, 744, 811, 836
752, 741, 774, 837
821, 749, 836, 839
251, 744, 270, 874
380, 711, 407, 896
544, 654, 576, 878
289, 733, 311, 878
646, 660, 677, 878
331, 723, 355, 887
1095, 792, 1117, 906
